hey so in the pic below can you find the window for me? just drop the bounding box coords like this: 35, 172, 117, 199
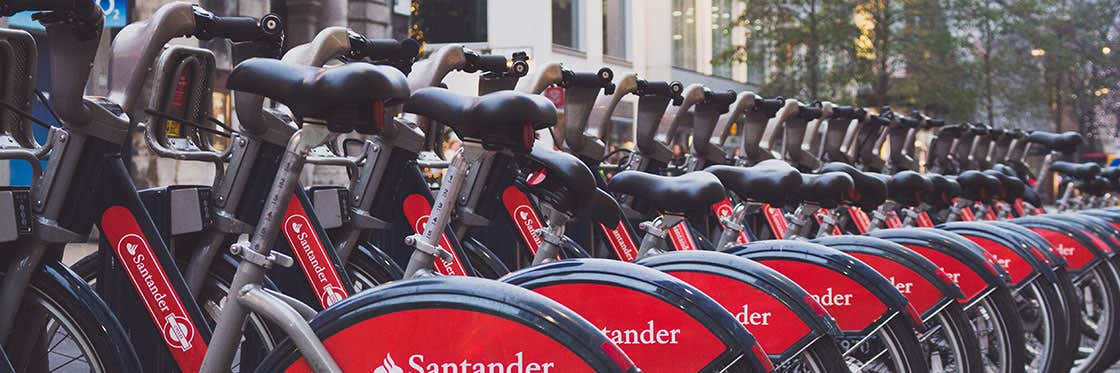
711, 0, 734, 78
602, 0, 628, 59
553, 0, 581, 50
672, 0, 697, 69
414, 0, 488, 43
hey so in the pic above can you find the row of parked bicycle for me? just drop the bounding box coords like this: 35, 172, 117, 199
0, 1, 1117, 372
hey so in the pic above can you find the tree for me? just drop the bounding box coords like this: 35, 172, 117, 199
717, 0, 861, 101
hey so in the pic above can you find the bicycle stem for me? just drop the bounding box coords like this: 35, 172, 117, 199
201, 123, 337, 372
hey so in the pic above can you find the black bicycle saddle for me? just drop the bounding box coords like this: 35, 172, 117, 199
885, 171, 931, 207
228, 58, 410, 134
1027, 131, 1082, 154
954, 170, 999, 203
705, 159, 802, 206
983, 169, 1025, 202
406, 88, 556, 153
795, 172, 854, 209
1051, 161, 1100, 180
523, 144, 597, 215
818, 162, 886, 211
925, 174, 960, 208
608, 171, 727, 215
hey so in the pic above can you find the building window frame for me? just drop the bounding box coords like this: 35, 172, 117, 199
602, 0, 629, 60
552, 0, 583, 51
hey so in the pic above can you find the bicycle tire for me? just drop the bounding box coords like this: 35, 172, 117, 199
967, 287, 1027, 373
3, 263, 142, 373
344, 244, 402, 293
1069, 259, 1120, 372
787, 339, 850, 373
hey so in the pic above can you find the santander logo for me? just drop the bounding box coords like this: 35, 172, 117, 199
513, 205, 544, 250
116, 233, 197, 352
374, 354, 404, 373
374, 352, 557, 373
599, 222, 638, 262
938, 267, 962, 283
734, 304, 772, 326
887, 276, 914, 294
282, 199, 349, 308
600, 320, 682, 345
1055, 244, 1076, 257
808, 287, 853, 306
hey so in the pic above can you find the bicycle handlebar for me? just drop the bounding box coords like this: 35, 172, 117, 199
348, 34, 421, 61
830, 105, 865, 120
633, 79, 684, 104
866, 113, 891, 127
923, 118, 947, 128
192, 7, 283, 43
703, 89, 737, 113
2, 0, 103, 40
752, 97, 785, 115
897, 115, 921, 129
796, 103, 822, 121
462, 49, 529, 77
1, 0, 80, 15
561, 68, 615, 94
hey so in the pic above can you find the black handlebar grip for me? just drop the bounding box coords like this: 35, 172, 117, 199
634, 80, 685, 104
830, 105, 864, 120
561, 68, 615, 94
2, 0, 75, 14
469, 53, 511, 74
924, 118, 947, 128
796, 104, 822, 120
357, 37, 421, 61
210, 16, 268, 41
937, 124, 966, 138
966, 123, 991, 135
704, 90, 737, 106
897, 115, 920, 129
194, 6, 283, 43
867, 113, 891, 127
753, 97, 785, 115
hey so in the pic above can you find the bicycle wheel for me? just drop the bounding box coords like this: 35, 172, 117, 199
965, 288, 1026, 373
784, 339, 850, 373
70, 252, 279, 372
1070, 260, 1120, 372
344, 244, 402, 293
1016, 277, 1071, 372
3, 264, 141, 373
919, 302, 983, 372
843, 316, 929, 372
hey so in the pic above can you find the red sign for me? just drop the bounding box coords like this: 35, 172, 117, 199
1029, 228, 1096, 270
285, 308, 602, 372
599, 221, 640, 262
960, 235, 1033, 285
666, 220, 697, 251
762, 204, 788, 239
533, 283, 728, 371
848, 253, 944, 316
758, 260, 888, 331
282, 194, 349, 307
402, 194, 467, 276
670, 271, 813, 354
916, 211, 935, 228
903, 244, 989, 302
544, 86, 565, 108
101, 206, 207, 372
501, 186, 545, 254
711, 199, 749, 244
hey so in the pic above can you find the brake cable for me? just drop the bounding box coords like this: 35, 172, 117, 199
143, 108, 237, 138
